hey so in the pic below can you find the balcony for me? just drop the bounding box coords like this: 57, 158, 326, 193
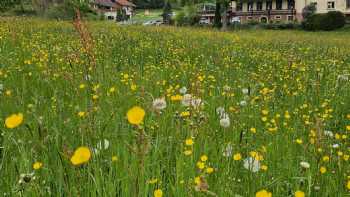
198, 9, 296, 17
233, 9, 296, 16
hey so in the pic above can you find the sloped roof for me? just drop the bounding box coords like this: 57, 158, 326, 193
117, 0, 136, 7
93, 0, 136, 8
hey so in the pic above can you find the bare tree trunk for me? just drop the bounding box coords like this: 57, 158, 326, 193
221, 6, 228, 31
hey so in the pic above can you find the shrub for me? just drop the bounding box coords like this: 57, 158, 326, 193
302, 11, 345, 31
174, 5, 200, 26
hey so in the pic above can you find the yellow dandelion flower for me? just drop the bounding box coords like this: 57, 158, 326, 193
261, 109, 269, 115
261, 165, 268, 171
320, 166, 327, 174
194, 176, 201, 185
185, 138, 193, 146
322, 156, 330, 162
79, 84, 85, 89
148, 178, 158, 184
112, 156, 118, 162
206, 167, 214, 174
180, 111, 190, 117
250, 127, 257, 133
347, 180, 350, 190
196, 161, 205, 169
78, 111, 86, 118
233, 153, 242, 161
109, 87, 116, 93
154, 189, 163, 197
131, 84, 137, 91
200, 155, 208, 162
127, 106, 145, 125
184, 150, 192, 156
5, 113, 24, 129
294, 190, 305, 197
295, 139, 303, 144
256, 189, 272, 197
70, 146, 91, 166
33, 162, 43, 170
170, 94, 183, 101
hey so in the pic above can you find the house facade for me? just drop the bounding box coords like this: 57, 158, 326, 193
92, 0, 136, 21
231, 0, 350, 23
199, 0, 350, 23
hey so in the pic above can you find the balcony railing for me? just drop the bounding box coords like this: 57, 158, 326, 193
234, 9, 296, 16
198, 9, 296, 16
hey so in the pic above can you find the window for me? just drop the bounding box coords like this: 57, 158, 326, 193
107, 16, 114, 20
327, 1, 335, 9
247, 16, 253, 20
287, 15, 294, 21
236, 2, 243, 11
275, 15, 282, 20
266, 1, 272, 10
276, 0, 282, 10
257, 2, 263, 10
347, 0, 350, 8
247, 2, 254, 11
287, 0, 295, 9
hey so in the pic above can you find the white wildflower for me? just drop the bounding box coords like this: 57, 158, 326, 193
332, 144, 339, 148
324, 130, 334, 138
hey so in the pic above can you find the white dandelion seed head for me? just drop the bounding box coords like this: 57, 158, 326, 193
152, 97, 167, 110
220, 117, 230, 128
242, 88, 249, 95
240, 100, 247, 106
223, 85, 231, 92
179, 87, 187, 94
300, 161, 310, 169
216, 107, 225, 116
243, 157, 260, 172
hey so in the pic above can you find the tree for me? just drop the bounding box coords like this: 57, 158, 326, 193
213, 1, 221, 28
302, 3, 316, 20
220, 0, 230, 30
162, 1, 172, 24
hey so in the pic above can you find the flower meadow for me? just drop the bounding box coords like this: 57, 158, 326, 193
0, 18, 350, 196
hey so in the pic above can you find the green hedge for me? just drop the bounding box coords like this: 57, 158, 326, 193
302, 11, 345, 31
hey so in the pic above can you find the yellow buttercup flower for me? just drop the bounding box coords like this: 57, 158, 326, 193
256, 189, 272, 197
5, 113, 24, 129
70, 146, 91, 166
33, 162, 43, 170
127, 106, 145, 125
320, 166, 327, 174
347, 180, 350, 190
